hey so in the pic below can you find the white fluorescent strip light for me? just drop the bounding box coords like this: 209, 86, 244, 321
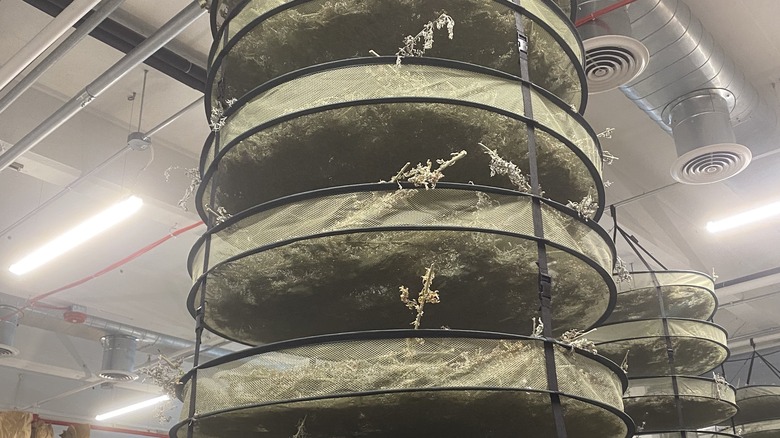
95, 394, 170, 421
706, 200, 780, 233
9, 196, 143, 275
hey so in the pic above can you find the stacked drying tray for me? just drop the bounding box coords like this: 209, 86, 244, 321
590, 270, 738, 438
172, 0, 636, 437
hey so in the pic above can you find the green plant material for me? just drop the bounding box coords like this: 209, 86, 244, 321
212, 0, 580, 108
605, 284, 716, 323
205, 103, 596, 215
182, 339, 627, 437
199, 229, 612, 344
399, 264, 441, 329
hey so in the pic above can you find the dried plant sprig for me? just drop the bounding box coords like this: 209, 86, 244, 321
138, 353, 184, 400
602, 150, 619, 165
614, 256, 632, 283
597, 127, 615, 139
620, 351, 629, 373
292, 416, 309, 438
395, 13, 455, 66
479, 143, 533, 193
164, 166, 201, 211
531, 317, 544, 338
398, 150, 467, 189
558, 328, 598, 354
713, 372, 729, 400
566, 187, 598, 219
205, 204, 231, 225
399, 264, 441, 329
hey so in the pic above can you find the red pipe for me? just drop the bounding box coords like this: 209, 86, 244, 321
575, 0, 638, 27
34, 416, 167, 438
1, 220, 204, 321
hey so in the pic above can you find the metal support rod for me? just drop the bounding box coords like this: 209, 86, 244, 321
0, 0, 102, 92
144, 97, 203, 140
0, 0, 125, 115
0, 1, 206, 173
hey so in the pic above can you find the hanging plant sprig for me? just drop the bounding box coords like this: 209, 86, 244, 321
396, 150, 468, 189
399, 264, 441, 329
566, 187, 599, 219
164, 166, 201, 212
395, 13, 455, 65
614, 256, 632, 283
479, 142, 534, 193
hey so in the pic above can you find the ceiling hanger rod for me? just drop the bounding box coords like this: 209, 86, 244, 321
0, 0, 206, 174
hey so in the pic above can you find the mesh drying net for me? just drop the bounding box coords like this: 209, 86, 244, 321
188, 187, 616, 344
207, 0, 584, 110
730, 386, 780, 437
624, 376, 737, 432
174, 333, 631, 438
606, 271, 717, 323
589, 318, 729, 377
200, 62, 602, 217
635, 432, 740, 438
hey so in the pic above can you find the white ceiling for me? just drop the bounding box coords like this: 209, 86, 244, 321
0, 0, 779, 434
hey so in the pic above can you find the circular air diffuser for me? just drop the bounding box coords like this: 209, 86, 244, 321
583, 35, 649, 94
99, 334, 138, 381
671, 143, 752, 184
0, 305, 20, 357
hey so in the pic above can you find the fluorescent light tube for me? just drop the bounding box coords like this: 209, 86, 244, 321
706, 200, 780, 233
9, 196, 143, 275
95, 394, 170, 421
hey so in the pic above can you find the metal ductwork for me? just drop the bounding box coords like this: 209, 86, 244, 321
0, 305, 21, 357
99, 334, 138, 381
579, 0, 778, 184
0, 291, 232, 360
577, 0, 649, 93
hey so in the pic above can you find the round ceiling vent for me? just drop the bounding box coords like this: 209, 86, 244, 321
583, 35, 649, 94
0, 344, 19, 357
98, 370, 138, 382
671, 143, 752, 184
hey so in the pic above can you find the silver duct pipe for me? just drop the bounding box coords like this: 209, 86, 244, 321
0, 292, 231, 359
0, 0, 126, 115
0, 305, 21, 356
0, 0, 207, 173
99, 334, 138, 381
618, 0, 777, 183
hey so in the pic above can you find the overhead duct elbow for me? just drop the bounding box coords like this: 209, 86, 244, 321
614, 0, 778, 184
99, 334, 138, 381
0, 305, 21, 357
576, 0, 649, 93
668, 90, 752, 184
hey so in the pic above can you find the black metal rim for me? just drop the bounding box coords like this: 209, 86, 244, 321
194, 94, 605, 224
187, 182, 614, 275
176, 329, 628, 391
634, 431, 741, 438
626, 374, 737, 392
184, 224, 618, 347
170, 385, 634, 438
205, 0, 588, 116
199, 56, 600, 174
616, 270, 718, 320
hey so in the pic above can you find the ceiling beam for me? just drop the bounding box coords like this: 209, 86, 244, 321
22, 0, 207, 92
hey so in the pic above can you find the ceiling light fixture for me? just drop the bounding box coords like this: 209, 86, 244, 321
95, 394, 170, 421
706, 200, 780, 233
9, 196, 143, 275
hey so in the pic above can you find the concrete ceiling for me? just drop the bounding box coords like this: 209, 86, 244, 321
0, 0, 779, 434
